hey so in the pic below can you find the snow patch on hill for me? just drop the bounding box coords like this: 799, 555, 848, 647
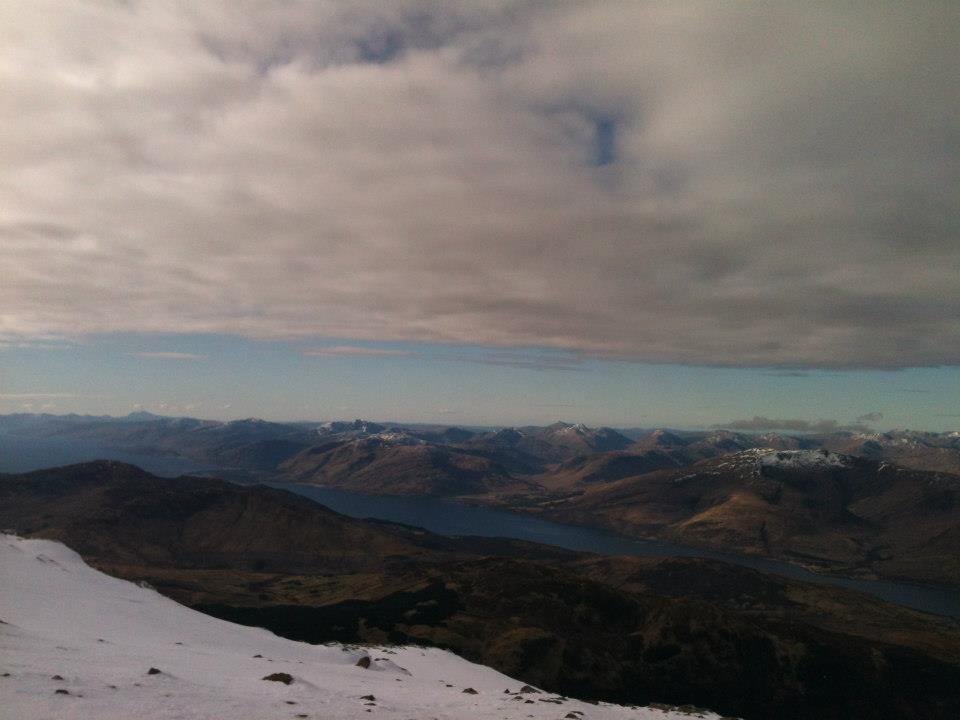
752, 448, 848, 469
0, 534, 721, 719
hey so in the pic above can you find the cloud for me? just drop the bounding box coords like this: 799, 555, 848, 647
0, 392, 79, 399
303, 345, 415, 358
130, 352, 207, 360
718, 416, 872, 434
1, 2, 958, 368
303, 344, 583, 370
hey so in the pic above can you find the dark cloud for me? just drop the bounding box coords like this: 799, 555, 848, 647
1, 1, 958, 367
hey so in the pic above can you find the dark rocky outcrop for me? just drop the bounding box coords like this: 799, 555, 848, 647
262, 673, 293, 685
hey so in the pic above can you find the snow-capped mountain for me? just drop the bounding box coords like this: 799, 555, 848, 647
0, 534, 720, 720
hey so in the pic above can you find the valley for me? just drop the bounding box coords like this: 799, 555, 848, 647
4, 413, 959, 589
3, 458, 960, 719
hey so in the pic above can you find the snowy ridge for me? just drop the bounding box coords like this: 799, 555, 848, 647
0, 535, 721, 719
368, 432, 426, 445
759, 449, 848, 469
740, 448, 848, 469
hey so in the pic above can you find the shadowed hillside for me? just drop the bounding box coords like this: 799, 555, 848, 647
3, 461, 960, 719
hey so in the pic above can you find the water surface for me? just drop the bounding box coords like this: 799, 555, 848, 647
0, 435, 214, 477
273, 482, 960, 619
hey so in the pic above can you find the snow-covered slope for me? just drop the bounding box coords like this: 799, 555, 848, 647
0, 534, 720, 719
753, 448, 848, 469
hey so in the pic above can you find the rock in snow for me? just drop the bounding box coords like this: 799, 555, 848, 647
0, 534, 723, 719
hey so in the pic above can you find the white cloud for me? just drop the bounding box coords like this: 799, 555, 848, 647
1, 1, 958, 368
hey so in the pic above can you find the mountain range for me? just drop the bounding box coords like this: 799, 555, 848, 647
531, 448, 960, 588
3, 413, 958, 588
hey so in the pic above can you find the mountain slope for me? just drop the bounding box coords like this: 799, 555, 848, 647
0, 414, 314, 471
536, 449, 960, 586
279, 438, 533, 496
5, 462, 960, 719
539, 450, 681, 490
823, 430, 960, 474
0, 534, 714, 720
459, 422, 634, 468
0, 460, 442, 574
201, 556, 960, 720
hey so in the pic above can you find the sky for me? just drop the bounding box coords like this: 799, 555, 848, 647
1, 1, 958, 430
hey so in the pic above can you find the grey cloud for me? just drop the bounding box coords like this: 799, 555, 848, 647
301, 345, 585, 371
1, 2, 958, 367
303, 346, 415, 358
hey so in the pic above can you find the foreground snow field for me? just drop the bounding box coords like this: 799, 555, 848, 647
0, 534, 721, 719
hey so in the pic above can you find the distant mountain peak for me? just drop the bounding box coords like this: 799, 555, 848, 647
316, 419, 386, 436
231, 417, 270, 425
122, 410, 162, 421
648, 429, 687, 446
